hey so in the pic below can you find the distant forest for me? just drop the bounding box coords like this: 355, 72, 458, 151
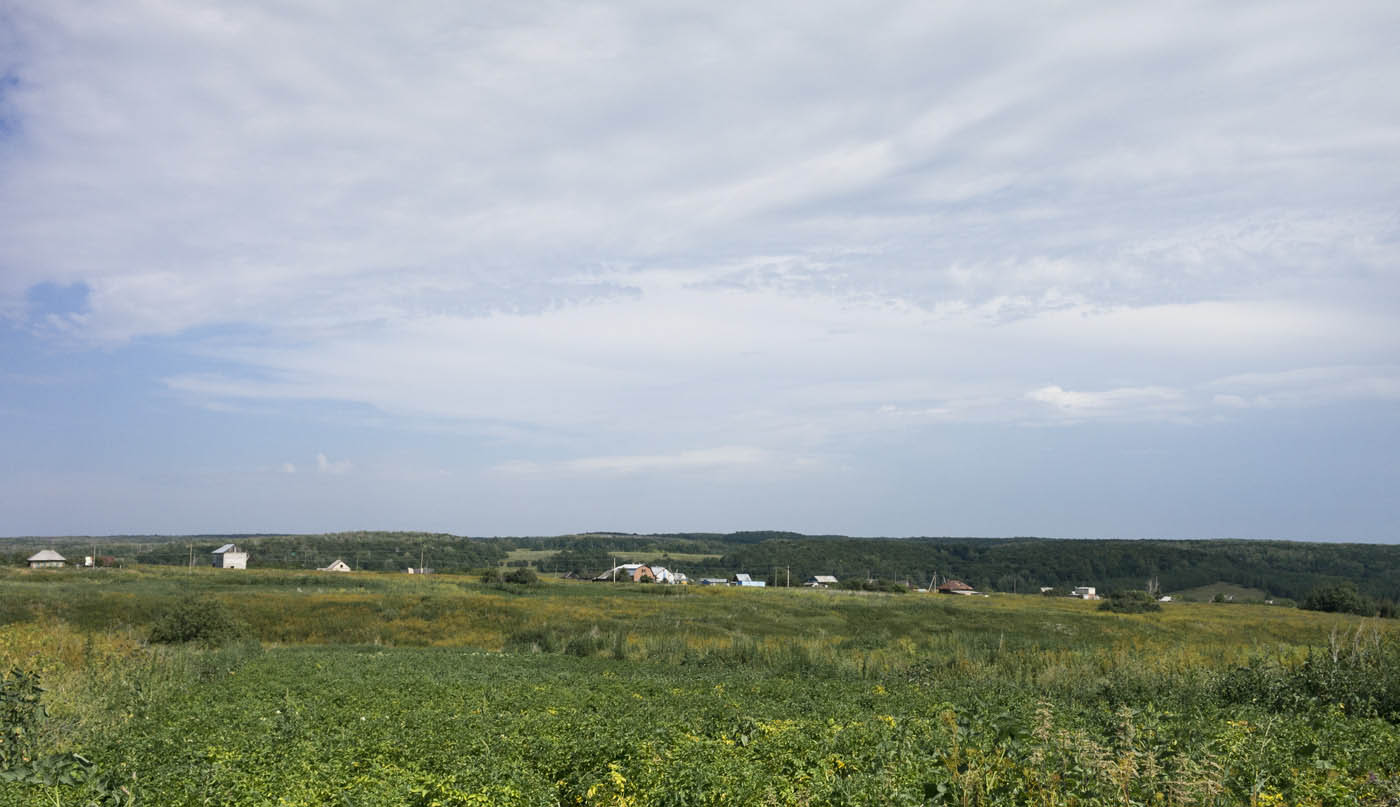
4, 530, 1399, 605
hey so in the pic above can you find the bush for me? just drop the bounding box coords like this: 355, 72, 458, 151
480, 568, 504, 584
0, 668, 43, 769
1301, 582, 1376, 616
504, 567, 539, 585
1098, 590, 1162, 614
148, 598, 243, 645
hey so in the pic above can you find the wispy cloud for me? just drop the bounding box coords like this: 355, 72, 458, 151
1027, 385, 1186, 420
1206, 366, 1400, 409
495, 446, 769, 477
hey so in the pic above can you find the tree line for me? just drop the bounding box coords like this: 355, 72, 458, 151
5, 532, 1399, 613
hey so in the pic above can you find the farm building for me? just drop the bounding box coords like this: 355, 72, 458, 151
211, 544, 248, 569
319, 559, 352, 572
1072, 586, 1098, 600
699, 578, 729, 586
27, 550, 66, 569
648, 566, 689, 584
805, 575, 839, 587
406, 567, 435, 574
732, 573, 766, 587
937, 580, 977, 595
593, 563, 656, 582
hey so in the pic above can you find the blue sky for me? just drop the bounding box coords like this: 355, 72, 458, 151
2, 0, 1398, 539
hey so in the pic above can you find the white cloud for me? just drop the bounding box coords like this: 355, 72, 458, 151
316, 453, 352, 475
495, 446, 769, 477
2, 0, 1396, 344
1027, 385, 1186, 420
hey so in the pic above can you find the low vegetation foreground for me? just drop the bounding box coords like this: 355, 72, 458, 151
2, 565, 1398, 805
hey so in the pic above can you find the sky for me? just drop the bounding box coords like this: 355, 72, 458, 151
1, 0, 1398, 540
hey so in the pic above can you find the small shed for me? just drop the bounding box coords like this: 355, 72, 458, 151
805, 575, 839, 588
27, 550, 66, 569
937, 580, 977, 595
319, 559, 352, 572
732, 573, 766, 587
211, 544, 248, 570
406, 567, 435, 575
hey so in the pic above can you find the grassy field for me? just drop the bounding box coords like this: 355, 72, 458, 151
1169, 581, 1279, 602
1, 566, 1398, 805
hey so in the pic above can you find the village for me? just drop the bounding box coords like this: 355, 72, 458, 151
21, 545, 1114, 599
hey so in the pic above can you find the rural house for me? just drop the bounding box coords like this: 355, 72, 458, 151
211, 543, 248, 569
937, 580, 977, 595
1072, 586, 1098, 600
732, 573, 766, 587
27, 550, 66, 569
319, 559, 352, 572
805, 575, 839, 587
648, 566, 689, 584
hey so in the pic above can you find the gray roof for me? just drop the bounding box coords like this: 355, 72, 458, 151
212, 543, 238, 554
810, 575, 839, 584
27, 549, 65, 562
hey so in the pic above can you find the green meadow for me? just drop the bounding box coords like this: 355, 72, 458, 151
2, 566, 1398, 805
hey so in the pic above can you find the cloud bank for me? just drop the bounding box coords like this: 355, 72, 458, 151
1, 0, 1398, 536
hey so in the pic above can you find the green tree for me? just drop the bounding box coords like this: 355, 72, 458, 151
1301, 582, 1373, 616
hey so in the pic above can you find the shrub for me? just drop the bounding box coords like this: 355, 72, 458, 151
148, 598, 243, 646
0, 668, 43, 769
1098, 590, 1161, 614
480, 568, 504, 584
504, 567, 539, 585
